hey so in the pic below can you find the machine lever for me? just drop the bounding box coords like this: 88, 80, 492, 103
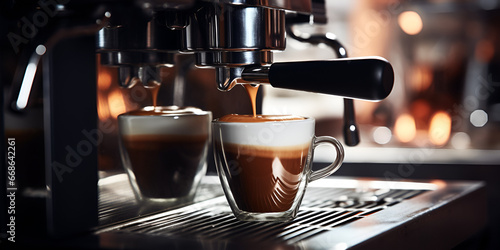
267, 57, 394, 101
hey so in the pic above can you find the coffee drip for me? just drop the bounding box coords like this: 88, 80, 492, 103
121, 77, 162, 108
244, 84, 260, 117
150, 85, 161, 107
232, 84, 307, 122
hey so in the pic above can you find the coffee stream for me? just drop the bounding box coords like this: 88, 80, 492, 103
244, 84, 260, 117
220, 84, 305, 122
149, 84, 161, 107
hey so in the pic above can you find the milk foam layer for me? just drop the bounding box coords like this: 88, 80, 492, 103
218, 114, 305, 123
213, 115, 314, 147
119, 106, 212, 136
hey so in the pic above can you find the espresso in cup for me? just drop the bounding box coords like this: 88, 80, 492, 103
218, 114, 308, 212
213, 114, 344, 221
119, 106, 211, 203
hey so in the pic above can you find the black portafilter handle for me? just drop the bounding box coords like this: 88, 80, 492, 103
267, 57, 394, 101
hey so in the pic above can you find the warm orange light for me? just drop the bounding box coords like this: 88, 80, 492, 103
430, 179, 447, 188
411, 66, 433, 92
98, 70, 112, 91
398, 11, 423, 35
107, 89, 127, 118
411, 99, 431, 120
429, 111, 452, 146
97, 95, 110, 120
394, 114, 417, 143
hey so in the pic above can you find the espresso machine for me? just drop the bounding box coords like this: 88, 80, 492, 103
1, 0, 487, 249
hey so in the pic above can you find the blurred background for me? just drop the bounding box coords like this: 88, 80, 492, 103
267, 0, 500, 156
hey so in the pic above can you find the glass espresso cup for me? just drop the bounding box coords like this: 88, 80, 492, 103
118, 106, 212, 204
212, 115, 344, 222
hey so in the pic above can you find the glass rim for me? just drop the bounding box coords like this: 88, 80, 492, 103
212, 115, 314, 124
119, 106, 211, 118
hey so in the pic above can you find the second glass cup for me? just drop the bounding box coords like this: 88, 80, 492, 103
118, 106, 212, 205
212, 115, 344, 222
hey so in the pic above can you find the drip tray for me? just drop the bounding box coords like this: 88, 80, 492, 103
96, 174, 486, 249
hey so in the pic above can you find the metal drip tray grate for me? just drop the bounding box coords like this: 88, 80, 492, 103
98, 173, 225, 226
97, 175, 431, 245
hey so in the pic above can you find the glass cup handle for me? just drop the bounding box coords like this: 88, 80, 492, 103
309, 136, 345, 182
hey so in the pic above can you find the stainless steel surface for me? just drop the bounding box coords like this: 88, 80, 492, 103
94, 0, 334, 92
183, 4, 285, 52
98, 173, 224, 226
99, 52, 175, 67
96, 175, 486, 249
136, 0, 196, 10
97, 8, 179, 87
95, 1, 289, 91
116, 65, 166, 88
215, 66, 243, 91
137, 0, 313, 12
196, 51, 274, 67
241, 65, 271, 83
200, 0, 312, 13
96, 21, 180, 52
184, 3, 285, 90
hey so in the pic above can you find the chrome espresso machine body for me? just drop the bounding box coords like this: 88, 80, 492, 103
2, 0, 404, 247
